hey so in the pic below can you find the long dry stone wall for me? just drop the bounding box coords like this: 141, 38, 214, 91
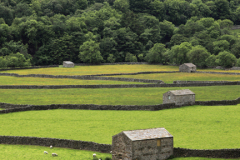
173, 147, 240, 158
1, 97, 240, 113
0, 73, 164, 84
0, 81, 240, 89
0, 136, 239, 158
195, 71, 240, 75
0, 136, 111, 153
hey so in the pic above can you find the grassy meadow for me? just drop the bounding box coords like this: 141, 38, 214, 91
0, 65, 179, 75
0, 105, 239, 149
0, 144, 236, 160
0, 64, 240, 160
107, 72, 240, 83
0, 85, 239, 105
0, 144, 111, 160
0, 76, 145, 85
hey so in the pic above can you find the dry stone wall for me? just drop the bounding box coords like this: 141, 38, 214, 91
0, 136, 239, 158
174, 147, 240, 158
0, 136, 111, 153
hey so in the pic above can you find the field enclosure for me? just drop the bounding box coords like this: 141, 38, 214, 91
0, 64, 240, 160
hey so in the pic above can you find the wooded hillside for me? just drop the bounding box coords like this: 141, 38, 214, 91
1, 0, 240, 67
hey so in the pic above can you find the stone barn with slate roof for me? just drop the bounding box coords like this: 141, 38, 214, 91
112, 128, 173, 160
179, 63, 196, 72
163, 89, 195, 106
63, 61, 74, 68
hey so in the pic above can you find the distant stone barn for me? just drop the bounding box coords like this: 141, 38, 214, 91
163, 89, 195, 106
179, 63, 196, 72
112, 128, 173, 160
63, 61, 74, 68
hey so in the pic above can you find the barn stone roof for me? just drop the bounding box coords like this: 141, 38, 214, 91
123, 128, 173, 141
63, 61, 74, 64
182, 63, 196, 67
168, 89, 195, 96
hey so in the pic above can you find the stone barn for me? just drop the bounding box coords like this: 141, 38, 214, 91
179, 63, 196, 72
163, 89, 195, 106
112, 128, 173, 160
63, 61, 74, 68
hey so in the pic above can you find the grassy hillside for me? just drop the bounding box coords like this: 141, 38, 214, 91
107, 72, 240, 83
0, 76, 145, 85
0, 105, 239, 149
0, 85, 239, 105
0, 65, 179, 75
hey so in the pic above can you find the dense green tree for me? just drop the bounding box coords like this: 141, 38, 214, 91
79, 40, 103, 64
187, 45, 210, 67
145, 43, 167, 63
169, 42, 192, 65
213, 40, 230, 55
216, 51, 237, 67
205, 54, 217, 67
0, 57, 7, 68
159, 20, 175, 43
230, 41, 240, 58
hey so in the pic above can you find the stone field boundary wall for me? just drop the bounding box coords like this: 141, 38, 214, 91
0, 81, 240, 89
195, 71, 240, 75
0, 136, 111, 153
0, 136, 239, 158
1, 97, 240, 112
0, 73, 165, 84
173, 147, 240, 158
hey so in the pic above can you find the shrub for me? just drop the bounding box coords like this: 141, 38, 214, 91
107, 54, 116, 63
236, 58, 240, 67
205, 55, 217, 67
187, 45, 210, 67
145, 43, 167, 63
0, 57, 7, 68
216, 51, 237, 68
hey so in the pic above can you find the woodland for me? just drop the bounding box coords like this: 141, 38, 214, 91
1, 0, 240, 67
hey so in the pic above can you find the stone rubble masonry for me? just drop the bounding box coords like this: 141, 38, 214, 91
0, 136, 111, 153
195, 71, 240, 75
174, 147, 240, 159
0, 82, 240, 89
0, 136, 239, 158
0, 97, 240, 113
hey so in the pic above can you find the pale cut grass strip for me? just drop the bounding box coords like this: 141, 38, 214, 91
0, 65, 179, 75
106, 72, 240, 83
0, 76, 146, 85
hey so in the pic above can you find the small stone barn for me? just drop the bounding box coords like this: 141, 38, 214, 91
163, 89, 195, 106
179, 63, 196, 72
63, 61, 74, 68
112, 128, 173, 160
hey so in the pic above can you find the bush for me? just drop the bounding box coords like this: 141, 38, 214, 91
107, 54, 116, 63
0, 57, 7, 68
187, 45, 210, 67
205, 55, 217, 67
236, 58, 240, 67
125, 52, 137, 62
216, 51, 237, 68
145, 43, 167, 63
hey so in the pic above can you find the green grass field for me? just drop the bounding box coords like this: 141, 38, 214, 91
0, 76, 145, 85
0, 105, 239, 149
107, 72, 240, 83
0, 85, 239, 105
1, 64, 240, 159
0, 144, 237, 160
0, 144, 111, 160
0, 65, 179, 75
